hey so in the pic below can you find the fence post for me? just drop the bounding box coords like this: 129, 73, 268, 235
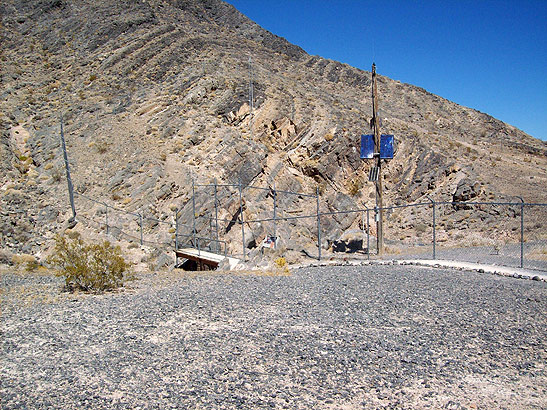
60, 116, 76, 221
433, 200, 436, 260
105, 203, 109, 235
192, 179, 196, 249
273, 182, 277, 250
427, 196, 436, 260
214, 179, 219, 253
139, 213, 143, 246
517, 196, 524, 268
366, 208, 370, 260
316, 187, 321, 261
361, 210, 365, 252
239, 179, 246, 261
175, 208, 179, 251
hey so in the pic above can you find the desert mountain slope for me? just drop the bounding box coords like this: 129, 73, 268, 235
1, 0, 546, 259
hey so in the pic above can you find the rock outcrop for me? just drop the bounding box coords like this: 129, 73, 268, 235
1, 0, 545, 261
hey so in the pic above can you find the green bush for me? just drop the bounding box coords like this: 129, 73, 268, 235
47, 235, 129, 292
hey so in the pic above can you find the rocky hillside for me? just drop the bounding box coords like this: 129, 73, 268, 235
1, 0, 546, 264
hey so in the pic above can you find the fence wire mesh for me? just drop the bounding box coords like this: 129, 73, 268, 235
67, 181, 546, 272
370, 201, 546, 271
73, 192, 175, 250
433, 202, 523, 268
175, 182, 322, 260
177, 183, 546, 271
523, 204, 547, 271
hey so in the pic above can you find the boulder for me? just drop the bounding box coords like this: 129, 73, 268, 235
154, 252, 174, 271
453, 178, 481, 203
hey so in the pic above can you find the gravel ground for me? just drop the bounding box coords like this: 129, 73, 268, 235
1, 264, 546, 409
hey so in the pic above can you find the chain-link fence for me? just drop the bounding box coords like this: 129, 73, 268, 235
433, 201, 524, 268
73, 192, 175, 250
522, 203, 547, 271
177, 182, 546, 271
175, 181, 322, 260
365, 200, 546, 271
70, 180, 545, 272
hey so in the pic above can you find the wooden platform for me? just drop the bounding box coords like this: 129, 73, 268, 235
175, 248, 239, 270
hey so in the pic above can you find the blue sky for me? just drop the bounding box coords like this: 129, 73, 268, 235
226, 0, 547, 141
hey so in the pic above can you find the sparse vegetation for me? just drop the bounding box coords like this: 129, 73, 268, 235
47, 234, 129, 293
346, 177, 363, 197
65, 229, 81, 240
12, 254, 39, 271
274, 256, 290, 275
1, 0, 546, 277
318, 181, 327, 196
127, 242, 140, 250
50, 166, 63, 182
95, 139, 109, 154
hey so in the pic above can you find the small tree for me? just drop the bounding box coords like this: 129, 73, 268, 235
47, 235, 129, 292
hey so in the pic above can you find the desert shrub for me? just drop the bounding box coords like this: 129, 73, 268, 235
65, 229, 81, 240
347, 177, 363, 197
171, 142, 183, 153
47, 235, 129, 292
274, 257, 287, 268
274, 257, 289, 275
12, 254, 39, 271
50, 166, 63, 182
95, 139, 109, 154
318, 181, 327, 196
127, 242, 140, 250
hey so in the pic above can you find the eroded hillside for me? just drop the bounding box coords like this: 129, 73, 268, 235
1, 0, 546, 262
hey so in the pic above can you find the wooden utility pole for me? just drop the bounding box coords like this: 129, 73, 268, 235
371, 63, 384, 255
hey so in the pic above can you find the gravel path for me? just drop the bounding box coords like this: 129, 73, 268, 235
1, 265, 546, 409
